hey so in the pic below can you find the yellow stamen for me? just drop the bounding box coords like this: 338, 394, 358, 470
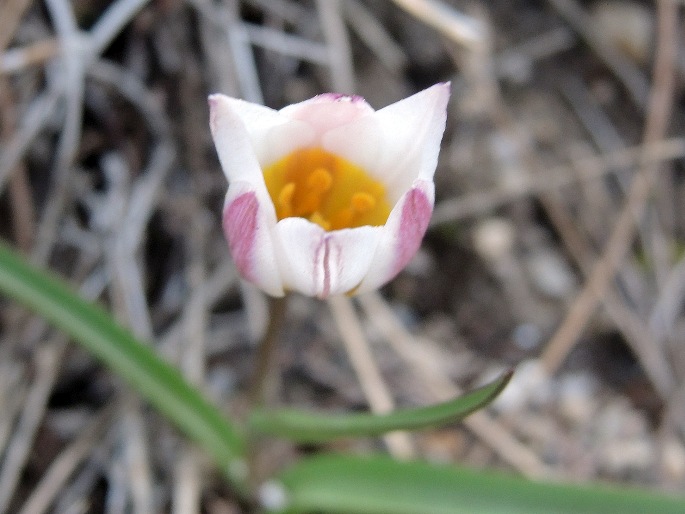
307, 167, 333, 193
296, 168, 333, 215
263, 148, 391, 230
278, 182, 296, 218
351, 192, 376, 213
309, 211, 331, 231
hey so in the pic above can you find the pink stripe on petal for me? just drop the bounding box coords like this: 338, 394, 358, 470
223, 192, 258, 282
275, 219, 380, 298
392, 188, 433, 277
312, 235, 345, 299
314, 236, 331, 299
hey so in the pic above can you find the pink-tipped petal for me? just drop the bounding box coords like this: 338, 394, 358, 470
392, 186, 434, 274
274, 219, 381, 298
223, 183, 284, 297
355, 180, 435, 294
279, 93, 375, 140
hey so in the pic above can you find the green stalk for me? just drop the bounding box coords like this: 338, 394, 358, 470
249, 371, 511, 442
276, 454, 685, 514
0, 241, 248, 492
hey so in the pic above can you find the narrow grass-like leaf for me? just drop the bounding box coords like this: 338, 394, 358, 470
274, 454, 685, 514
0, 242, 247, 490
250, 371, 511, 442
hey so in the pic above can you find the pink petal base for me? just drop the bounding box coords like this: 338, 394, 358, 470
392, 186, 433, 277
354, 181, 434, 295
223, 191, 259, 283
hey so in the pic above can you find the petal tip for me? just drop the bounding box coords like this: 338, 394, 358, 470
421, 82, 451, 108
430, 82, 452, 105
207, 93, 228, 110
315, 93, 366, 104
208, 94, 230, 135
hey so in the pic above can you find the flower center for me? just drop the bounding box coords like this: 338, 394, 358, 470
263, 148, 391, 230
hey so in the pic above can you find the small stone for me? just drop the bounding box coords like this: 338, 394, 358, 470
492, 359, 550, 412
662, 436, 685, 481
557, 372, 597, 425
600, 439, 655, 474
526, 249, 575, 299
259, 480, 289, 511
591, 1, 653, 64
512, 322, 542, 351
472, 218, 515, 262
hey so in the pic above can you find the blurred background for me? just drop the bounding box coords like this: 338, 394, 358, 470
1, 0, 685, 512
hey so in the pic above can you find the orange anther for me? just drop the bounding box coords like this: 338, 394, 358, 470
263, 148, 391, 230
351, 192, 376, 213
306, 167, 333, 193
278, 182, 296, 218
309, 211, 331, 230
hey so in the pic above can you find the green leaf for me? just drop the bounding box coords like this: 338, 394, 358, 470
0, 242, 248, 491
274, 454, 685, 514
249, 371, 511, 442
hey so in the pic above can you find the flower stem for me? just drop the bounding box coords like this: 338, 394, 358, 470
248, 295, 288, 408
246, 295, 288, 491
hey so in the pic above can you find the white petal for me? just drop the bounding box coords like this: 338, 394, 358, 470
327, 83, 449, 202
283, 94, 381, 173
223, 181, 284, 297
377, 83, 449, 185
263, 120, 316, 166
321, 116, 383, 178
209, 94, 267, 184
355, 180, 435, 294
273, 219, 382, 298
208, 94, 313, 170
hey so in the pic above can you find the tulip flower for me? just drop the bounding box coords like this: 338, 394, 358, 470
209, 83, 449, 298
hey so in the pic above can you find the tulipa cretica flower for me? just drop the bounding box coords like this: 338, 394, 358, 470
209, 83, 449, 298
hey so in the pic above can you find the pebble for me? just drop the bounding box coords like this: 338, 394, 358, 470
590, 1, 653, 64
472, 218, 515, 262
594, 401, 655, 473
557, 372, 598, 425
526, 249, 576, 299
492, 359, 551, 412
662, 436, 685, 481
512, 322, 542, 351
